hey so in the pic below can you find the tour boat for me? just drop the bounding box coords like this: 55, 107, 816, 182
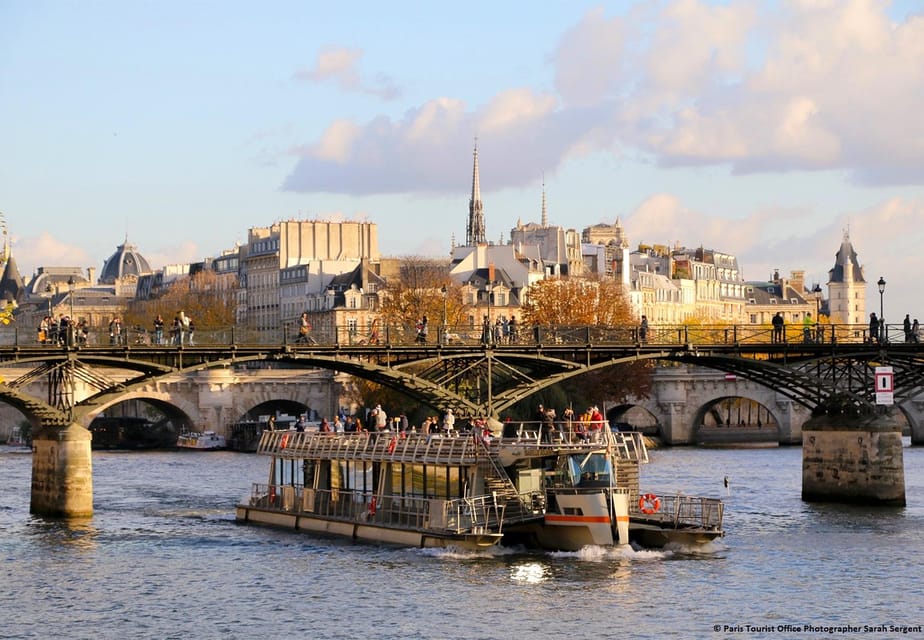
235, 424, 724, 550
176, 430, 227, 450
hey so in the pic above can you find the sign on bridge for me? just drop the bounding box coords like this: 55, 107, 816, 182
875, 366, 894, 405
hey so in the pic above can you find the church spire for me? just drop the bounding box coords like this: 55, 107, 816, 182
466, 139, 486, 245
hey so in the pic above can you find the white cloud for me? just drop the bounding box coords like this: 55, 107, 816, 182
283, 1, 924, 197
294, 45, 401, 101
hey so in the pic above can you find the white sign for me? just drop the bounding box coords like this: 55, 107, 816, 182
875, 366, 894, 405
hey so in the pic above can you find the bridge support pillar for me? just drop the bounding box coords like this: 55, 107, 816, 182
802, 408, 904, 506
30, 423, 94, 517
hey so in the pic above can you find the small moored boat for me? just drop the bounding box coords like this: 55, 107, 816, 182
177, 430, 227, 450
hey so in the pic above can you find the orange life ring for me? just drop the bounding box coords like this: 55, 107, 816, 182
387, 437, 397, 453
368, 496, 377, 517
639, 493, 661, 514
280, 433, 289, 449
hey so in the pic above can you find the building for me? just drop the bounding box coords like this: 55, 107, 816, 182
827, 230, 866, 325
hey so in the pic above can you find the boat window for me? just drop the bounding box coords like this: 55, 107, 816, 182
568, 453, 613, 485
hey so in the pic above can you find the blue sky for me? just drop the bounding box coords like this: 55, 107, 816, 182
2, 0, 923, 322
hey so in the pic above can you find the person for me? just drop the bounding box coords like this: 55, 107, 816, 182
420, 416, 432, 435
187, 318, 195, 346
178, 311, 190, 346
590, 406, 605, 441
904, 314, 912, 343
802, 312, 814, 344
267, 415, 277, 431
869, 312, 880, 344
443, 408, 455, 434
508, 315, 518, 343
295, 416, 306, 432
415, 315, 429, 343
481, 315, 491, 345
153, 315, 165, 345
913, 319, 920, 344
109, 316, 122, 346
562, 407, 575, 442
639, 315, 649, 343
371, 404, 388, 431
296, 312, 312, 345
771, 312, 784, 343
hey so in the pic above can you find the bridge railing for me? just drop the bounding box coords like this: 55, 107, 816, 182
0, 321, 894, 348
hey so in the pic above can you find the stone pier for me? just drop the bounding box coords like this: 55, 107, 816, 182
30, 423, 94, 517
802, 405, 905, 506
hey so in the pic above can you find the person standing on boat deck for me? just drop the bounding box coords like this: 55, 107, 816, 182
267, 415, 276, 432
420, 416, 431, 435
295, 416, 306, 432
372, 405, 388, 431
590, 406, 605, 441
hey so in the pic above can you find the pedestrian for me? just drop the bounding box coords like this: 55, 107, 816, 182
481, 315, 491, 345
904, 314, 912, 343
415, 315, 429, 343
187, 318, 195, 346
639, 315, 649, 343
153, 314, 165, 345
771, 312, 784, 343
443, 408, 455, 434
296, 312, 312, 344
869, 312, 880, 344
803, 312, 814, 344
912, 319, 920, 344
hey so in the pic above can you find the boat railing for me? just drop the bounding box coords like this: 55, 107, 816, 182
257, 430, 493, 464
630, 492, 725, 532
245, 483, 505, 535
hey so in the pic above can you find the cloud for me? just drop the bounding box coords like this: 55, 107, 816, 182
294, 45, 402, 101
282, 1, 924, 196
12, 232, 92, 279
282, 91, 594, 194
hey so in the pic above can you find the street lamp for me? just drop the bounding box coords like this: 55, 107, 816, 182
877, 276, 886, 343
67, 276, 76, 346
440, 285, 448, 344
812, 283, 823, 343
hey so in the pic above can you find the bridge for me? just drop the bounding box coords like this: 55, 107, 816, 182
5, 322, 918, 516
2, 322, 922, 425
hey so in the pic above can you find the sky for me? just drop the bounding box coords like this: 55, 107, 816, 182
2, 0, 923, 322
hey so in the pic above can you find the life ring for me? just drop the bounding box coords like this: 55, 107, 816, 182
368, 496, 377, 517
387, 437, 397, 453
280, 433, 289, 449
638, 493, 661, 514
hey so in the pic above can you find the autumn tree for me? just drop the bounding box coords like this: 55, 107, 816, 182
519, 276, 635, 326
377, 257, 469, 333
125, 269, 236, 330
510, 275, 652, 418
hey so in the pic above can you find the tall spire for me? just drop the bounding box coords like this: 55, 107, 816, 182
540, 175, 548, 228
466, 139, 486, 245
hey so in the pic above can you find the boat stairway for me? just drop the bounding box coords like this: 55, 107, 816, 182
479, 461, 542, 525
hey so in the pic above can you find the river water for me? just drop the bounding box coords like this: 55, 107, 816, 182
2, 443, 923, 640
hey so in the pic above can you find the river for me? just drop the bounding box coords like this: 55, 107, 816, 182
2, 443, 923, 639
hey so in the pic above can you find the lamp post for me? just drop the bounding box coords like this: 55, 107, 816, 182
812, 283, 822, 343
440, 285, 447, 344
877, 276, 886, 344
67, 276, 76, 346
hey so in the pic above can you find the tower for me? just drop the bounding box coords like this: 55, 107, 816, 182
826, 229, 866, 325
466, 141, 486, 246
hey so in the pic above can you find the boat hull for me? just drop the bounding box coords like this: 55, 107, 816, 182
235, 504, 502, 550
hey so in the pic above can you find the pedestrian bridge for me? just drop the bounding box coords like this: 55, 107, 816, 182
1, 322, 922, 435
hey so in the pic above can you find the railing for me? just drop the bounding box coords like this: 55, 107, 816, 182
257, 426, 649, 464
245, 483, 503, 535
1, 321, 911, 349
630, 492, 725, 532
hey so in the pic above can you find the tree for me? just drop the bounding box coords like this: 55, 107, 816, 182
519, 276, 634, 326
377, 257, 465, 335
125, 270, 236, 330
